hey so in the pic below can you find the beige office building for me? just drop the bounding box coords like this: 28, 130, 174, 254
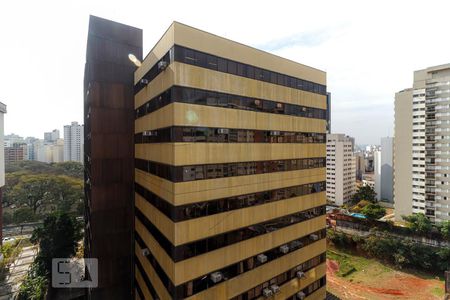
326, 134, 356, 206
134, 22, 327, 299
394, 64, 450, 222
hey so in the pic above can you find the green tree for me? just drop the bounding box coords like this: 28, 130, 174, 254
47, 176, 83, 213
438, 220, 450, 240
351, 185, 377, 204
17, 264, 48, 300
3, 212, 13, 225
10, 175, 52, 214
361, 203, 386, 221
13, 207, 36, 224
402, 213, 432, 235
30, 212, 82, 275
52, 162, 84, 179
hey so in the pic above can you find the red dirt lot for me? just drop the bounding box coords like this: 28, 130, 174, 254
327, 259, 444, 300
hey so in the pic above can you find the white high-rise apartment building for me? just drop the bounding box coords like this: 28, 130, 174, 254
394, 64, 450, 222
326, 133, 356, 206
63, 121, 84, 163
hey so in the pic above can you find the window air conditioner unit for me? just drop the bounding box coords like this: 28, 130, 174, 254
140, 78, 149, 85
210, 272, 223, 283
257, 254, 267, 263
158, 61, 168, 70
297, 291, 306, 300
279, 244, 289, 254
296, 271, 306, 279
217, 128, 229, 134
143, 131, 157, 137
270, 131, 281, 136
270, 285, 280, 294
290, 240, 303, 249
262, 288, 273, 298
309, 234, 319, 241
141, 248, 150, 256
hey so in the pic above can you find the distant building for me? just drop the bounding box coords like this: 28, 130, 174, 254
44, 129, 60, 143
363, 179, 375, 190
375, 137, 393, 202
5, 143, 27, 164
326, 133, 356, 205
24, 137, 38, 160
365, 154, 374, 172
355, 152, 365, 180
4, 133, 24, 147
394, 64, 450, 222
35, 138, 64, 163
63, 122, 83, 163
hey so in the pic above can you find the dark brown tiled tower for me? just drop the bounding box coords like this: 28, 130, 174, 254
83, 15, 142, 299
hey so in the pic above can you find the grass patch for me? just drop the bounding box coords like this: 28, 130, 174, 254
431, 286, 445, 297
327, 248, 391, 280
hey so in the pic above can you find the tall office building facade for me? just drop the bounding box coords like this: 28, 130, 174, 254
134, 22, 327, 299
394, 64, 450, 222
64, 121, 84, 163
84, 16, 142, 299
326, 134, 356, 206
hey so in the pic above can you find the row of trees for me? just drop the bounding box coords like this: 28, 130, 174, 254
403, 213, 450, 239
3, 161, 84, 224
328, 229, 450, 273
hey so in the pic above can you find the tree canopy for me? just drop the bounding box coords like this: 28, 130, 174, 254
402, 213, 433, 235
3, 161, 84, 224
30, 212, 82, 275
361, 203, 386, 221
351, 185, 377, 204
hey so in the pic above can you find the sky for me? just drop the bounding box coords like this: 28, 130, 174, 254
1, 0, 449, 145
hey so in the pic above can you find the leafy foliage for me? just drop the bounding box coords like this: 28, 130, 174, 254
3, 161, 84, 223
5, 161, 83, 179
350, 200, 371, 213
17, 265, 47, 300
402, 213, 433, 235
13, 207, 37, 224
361, 203, 386, 220
30, 213, 82, 275
351, 185, 377, 204
438, 221, 450, 240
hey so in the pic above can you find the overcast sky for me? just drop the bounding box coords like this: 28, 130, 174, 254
1, 0, 449, 144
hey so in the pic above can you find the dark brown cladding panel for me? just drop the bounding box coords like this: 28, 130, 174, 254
84, 15, 142, 300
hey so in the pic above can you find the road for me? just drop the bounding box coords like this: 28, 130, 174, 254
0, 245, 38, 299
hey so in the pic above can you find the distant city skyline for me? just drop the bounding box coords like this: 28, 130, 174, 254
1, 1, 450, 144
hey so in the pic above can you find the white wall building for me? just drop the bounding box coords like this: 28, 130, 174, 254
375, 137, 394, 202
63, 121, 84, 163
326, 133, 356, 206
394, 64, 450, 222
